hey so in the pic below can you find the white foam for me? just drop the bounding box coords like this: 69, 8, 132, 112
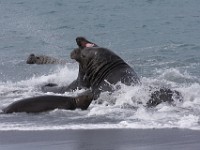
1, 67, 200, 131
177, 115, 199, 128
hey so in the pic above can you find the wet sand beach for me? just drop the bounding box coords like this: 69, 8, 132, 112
1, 129, 200, 150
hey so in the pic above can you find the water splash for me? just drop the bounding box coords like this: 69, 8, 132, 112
0, 66, 200, 131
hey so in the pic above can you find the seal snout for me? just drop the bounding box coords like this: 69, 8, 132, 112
76, 37, 85, 43
76, 36, 97, 48
70, 48, 80, 60
76, 37, 87, 43
76, 37, 86, 48
26, 54, 36, 64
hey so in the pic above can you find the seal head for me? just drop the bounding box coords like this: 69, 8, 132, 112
76, 37, 98, 49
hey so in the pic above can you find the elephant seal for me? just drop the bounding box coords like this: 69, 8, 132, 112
2, 90, 93, 113
26, 54, 67, 65
42, 37, 140, 98
42, 37, 182, 107
70, 47, 140, 98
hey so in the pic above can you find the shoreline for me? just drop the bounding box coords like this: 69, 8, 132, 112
1, 128, 200, 150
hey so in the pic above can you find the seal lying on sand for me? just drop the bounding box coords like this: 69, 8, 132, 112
2, 37, 182, 113
26, 53, 67, 65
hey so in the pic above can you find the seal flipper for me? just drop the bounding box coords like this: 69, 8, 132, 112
41, 83, 65, 93
41, 80, 80, 94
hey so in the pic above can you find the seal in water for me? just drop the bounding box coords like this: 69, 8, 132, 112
42, 37, 140, 97
26, 53, 67, 65
42, 37, 182, 107
2, 90, 93, 113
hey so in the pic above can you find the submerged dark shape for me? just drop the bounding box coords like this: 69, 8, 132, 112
147, 88, 183, 107
2, 37, 183, 114
26, 53, 67, 65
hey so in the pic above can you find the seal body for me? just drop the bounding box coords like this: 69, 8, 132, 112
26, 54, 67, 65
3, 90, 93, 113
70, 47, 140, 98
42, 46, 140, 98
3, 95, 76, 113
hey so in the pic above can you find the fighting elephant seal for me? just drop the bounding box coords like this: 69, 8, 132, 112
26, 53, 67, 65
2, 90, 93, 113
42, 37, 182, 105
70, 47, 140, 98
42, 37, 140, 97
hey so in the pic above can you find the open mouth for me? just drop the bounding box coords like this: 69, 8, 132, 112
83, 42, 95, 48
76, 37, 97, 48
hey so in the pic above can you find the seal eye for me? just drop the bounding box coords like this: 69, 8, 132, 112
36, 57, 40, 59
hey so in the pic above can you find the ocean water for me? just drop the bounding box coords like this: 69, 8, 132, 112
0, 0, 200, 131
